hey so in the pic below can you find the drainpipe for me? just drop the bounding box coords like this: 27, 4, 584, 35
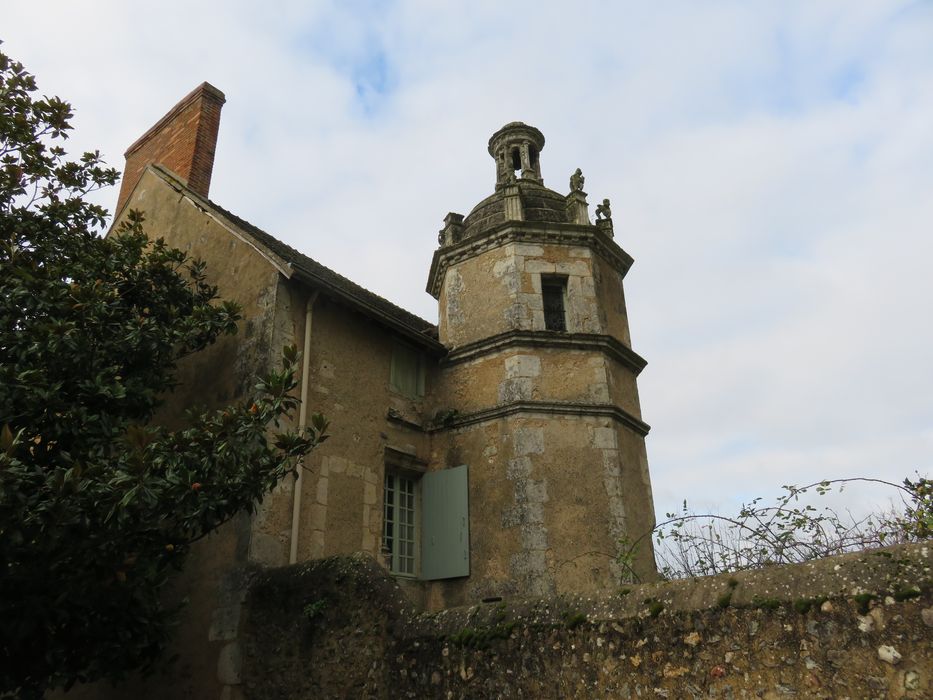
289, 291, 319, 564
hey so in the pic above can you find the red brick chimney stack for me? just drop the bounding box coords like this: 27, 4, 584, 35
116, 82, 226, 215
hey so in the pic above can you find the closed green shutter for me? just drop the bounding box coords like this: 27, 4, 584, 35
420, 465, 469, 580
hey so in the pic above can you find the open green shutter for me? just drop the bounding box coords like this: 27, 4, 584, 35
420, 465, 469, 580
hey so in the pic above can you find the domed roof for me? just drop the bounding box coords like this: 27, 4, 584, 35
460, 180, 569, 240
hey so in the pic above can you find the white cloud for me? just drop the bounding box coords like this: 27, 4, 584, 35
3, 0, 931, 522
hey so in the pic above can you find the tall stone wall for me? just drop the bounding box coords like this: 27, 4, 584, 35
234, 543, 930, 699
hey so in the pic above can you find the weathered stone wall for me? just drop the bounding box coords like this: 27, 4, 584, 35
424, 415, 655, 608
64, 169, 441, 700
253, 285, 433, 569
438, 240, 612, 348
236, 543, 931, 699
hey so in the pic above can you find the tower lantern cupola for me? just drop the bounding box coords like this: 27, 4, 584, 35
488, 121, 545, 186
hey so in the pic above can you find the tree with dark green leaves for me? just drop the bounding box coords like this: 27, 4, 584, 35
0, 46, 327, 698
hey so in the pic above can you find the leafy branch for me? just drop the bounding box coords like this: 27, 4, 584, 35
618, 475, 931, 582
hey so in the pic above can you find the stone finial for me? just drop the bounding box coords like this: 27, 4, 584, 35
595, 198, 612, 220
438, 212, 465, 246
570, 168, 585, 193
595, 198, 614, 238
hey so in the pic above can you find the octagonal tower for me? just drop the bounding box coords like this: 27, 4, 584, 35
426, 122, 657, 606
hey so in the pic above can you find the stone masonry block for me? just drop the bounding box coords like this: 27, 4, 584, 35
556, 260, 589, 276
309, 504, 327, 531
525, 480, 548, 503
217, 642, 242, 685
513, 427, 545, 456
519, 292, 544, 310
220, 686, 247, 700
512, 243, 544, 256
493, 257, 520, 278
603, 475, 622, 497
501, 504, 523, 528
249, 532, 285, 567
592, 426, 618, 450
503, 498, 544, 526
505, 354, 542, 379
217, 569, 249, 606
510, 550, 552, 596
524, 259, 556, 274
315, 477, 328, 504
498, 377, 532, 403
310, 529, 325, 557
507, 456, 532, 478
208, 604, 242, 642
568, 247, 593, 258
531, 309, 545, 330
328, 456, 348, 474
601, 449, 622, 475
523, 528, 548, 550
363, 480, 378, 506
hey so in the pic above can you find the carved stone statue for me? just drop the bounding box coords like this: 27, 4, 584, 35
569, 168, 585, 192
595, 198, 612, 220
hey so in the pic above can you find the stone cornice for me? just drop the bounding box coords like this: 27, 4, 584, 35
432, 400, 650, 436
443, 330, 647, 376
426, 222, 635, 299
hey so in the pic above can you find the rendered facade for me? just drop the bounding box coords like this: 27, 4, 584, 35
115, 82, 657, 622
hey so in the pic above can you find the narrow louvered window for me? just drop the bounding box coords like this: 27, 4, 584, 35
542, 277, 567, 332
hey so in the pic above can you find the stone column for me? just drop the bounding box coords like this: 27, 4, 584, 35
520, 141, 536, 180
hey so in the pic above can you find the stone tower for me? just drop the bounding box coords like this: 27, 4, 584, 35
426, 122, 657, 605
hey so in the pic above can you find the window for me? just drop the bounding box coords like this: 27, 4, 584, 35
383, 472, 418, 576
390, 342, 425, 398
381, 464, 471, 580
541, 276, 567, 332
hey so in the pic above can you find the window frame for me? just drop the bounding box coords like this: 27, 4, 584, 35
541, 274, 568, 332
383, 470, 420, 577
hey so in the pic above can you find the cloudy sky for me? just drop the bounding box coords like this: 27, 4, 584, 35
5, 1, 932, 523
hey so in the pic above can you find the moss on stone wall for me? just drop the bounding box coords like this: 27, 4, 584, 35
237, 544, 932, 699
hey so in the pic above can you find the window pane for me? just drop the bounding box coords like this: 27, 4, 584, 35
542, 278, 567, 332
383, 472, 418, 576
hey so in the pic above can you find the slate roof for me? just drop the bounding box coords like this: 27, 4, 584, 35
150, 165, 443, 352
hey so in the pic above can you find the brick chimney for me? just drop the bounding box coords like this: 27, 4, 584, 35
116, 82, 225, 214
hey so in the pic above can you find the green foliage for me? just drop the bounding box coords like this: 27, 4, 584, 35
0, 46, 327, 698
562, 612, 587, 629
449, 621, 516, 648
643, 598, 664, 618
618, 475, 931, 582
303, 598, 329, 621
892, 586, 921, 602
852, 593, 875, 614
